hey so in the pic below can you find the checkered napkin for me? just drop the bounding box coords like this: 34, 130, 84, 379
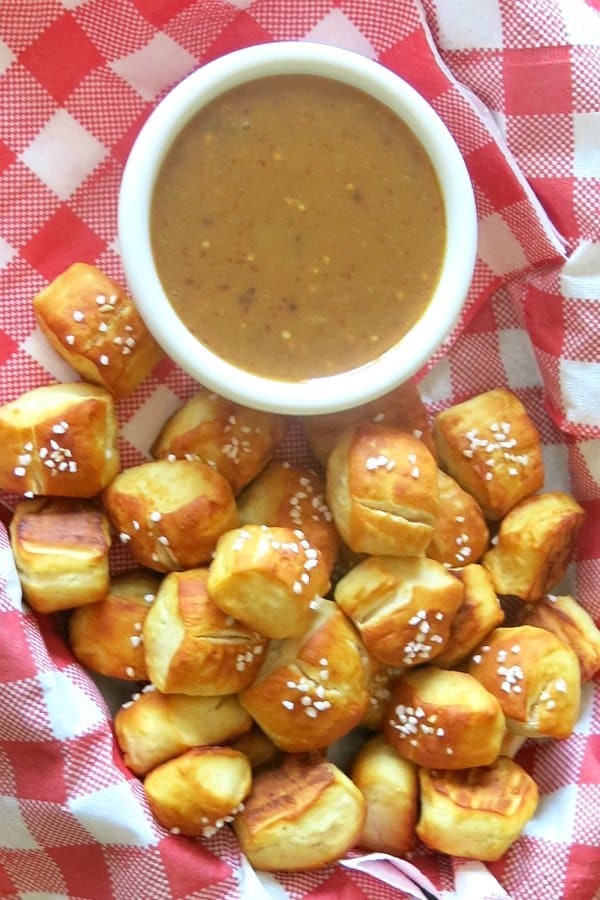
0, 1, 598, 899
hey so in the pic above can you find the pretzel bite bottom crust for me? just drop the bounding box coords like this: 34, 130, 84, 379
417, 757, 539, 861
10, 498, 111, 613
234, 753, 366, 871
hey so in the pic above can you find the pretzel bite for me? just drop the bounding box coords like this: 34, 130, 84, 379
10, 497, 111, 613
351, 733, 418, 855
383, 667, 505, 769
151, 389, 287, 494
143, 568, 267, 695
326, 424, 439, 557
417, 757, 538, 861
432, 388, 544, 520
68, 570, 161, 681
240, 597, 369, 752
237, 461, 339, 577
427, 470, 489, 567
33, 263, 163, 397
234, 752, 365, 871
102, 459, 238, 572
482, 491, 585, 601
468, 625, 581, 740
114, 690, 252, 776
208, 525, 330, 639
362, 657, 398, 731
144, 746, 252, 838
230, 727, 281, 770
0, 382, 119, 497
334, 556, 463, 667
433, 564, 505, 669
303, 381, 434, 466
520, 594, 600, 682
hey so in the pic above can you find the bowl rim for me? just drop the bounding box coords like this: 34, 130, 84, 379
118, 40, 478, 415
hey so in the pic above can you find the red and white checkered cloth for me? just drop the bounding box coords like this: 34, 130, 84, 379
0, 2, 598, 899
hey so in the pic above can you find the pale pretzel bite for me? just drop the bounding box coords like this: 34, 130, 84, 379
207, 524, 330, 639
482, 491, 585, 601
151, 388, 288, 494
433, 564, 505, 669
351, 733, 418, 856
303, 381, 435, 466
326, 424, 439, 557
240, 596, 369, 752
426, 469, 489, 567
33, 262, 163, 398
233, 752, 366, 871
468, 625, 581, 740
68, 570, 161, 681
114, 688, 252, 776
383, 667, 506, 769
519, 594, 600, 682
143, 568, 268, 695
237, 460, 339, 577
417, 757, 539, 861
101, 458, 238, 572
432, 388, 544, 520
0, 382, 119, 497
9, 497, 111, 613
144, 746, 252, 838
334, 556, 463, 667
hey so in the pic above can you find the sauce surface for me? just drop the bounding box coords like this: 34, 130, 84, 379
151, 75, 446, 381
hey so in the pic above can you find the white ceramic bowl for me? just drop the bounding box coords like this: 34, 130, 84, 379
118, 41, 477, 415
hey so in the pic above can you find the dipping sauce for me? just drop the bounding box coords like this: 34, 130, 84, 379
151, 75, 446, 381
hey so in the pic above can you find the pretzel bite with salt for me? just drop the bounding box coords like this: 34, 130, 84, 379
144, 746, 252, 838
151, 388, 287, 495
0, 382, 119, 497
362, 657, 398, 731
207, 524, 330, 639
520, 594, 600, 682
468, 625, 581, 740
303, 381, 434, 466
115, 690, 252, 776
334, 556, 463, 668
426, 470, 489, 567
351, 733, 418, 856
68, 570, 161, 681
383, 667, 505, 769
417, 757, 538, 861
432, 388, 544, 520
102, 459, 238, 572
33, 262, 163, 397
240, 597, 369, 753
482, 491, 585, 601
234, 752, 365, 871
143, 568, 267, 696
10, 497, 111, 614
237, 461, 339, 576
433, 564, 504, 669
326, 424, 439, 557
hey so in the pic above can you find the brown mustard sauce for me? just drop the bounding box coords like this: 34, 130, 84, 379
151, 75, 446, 381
